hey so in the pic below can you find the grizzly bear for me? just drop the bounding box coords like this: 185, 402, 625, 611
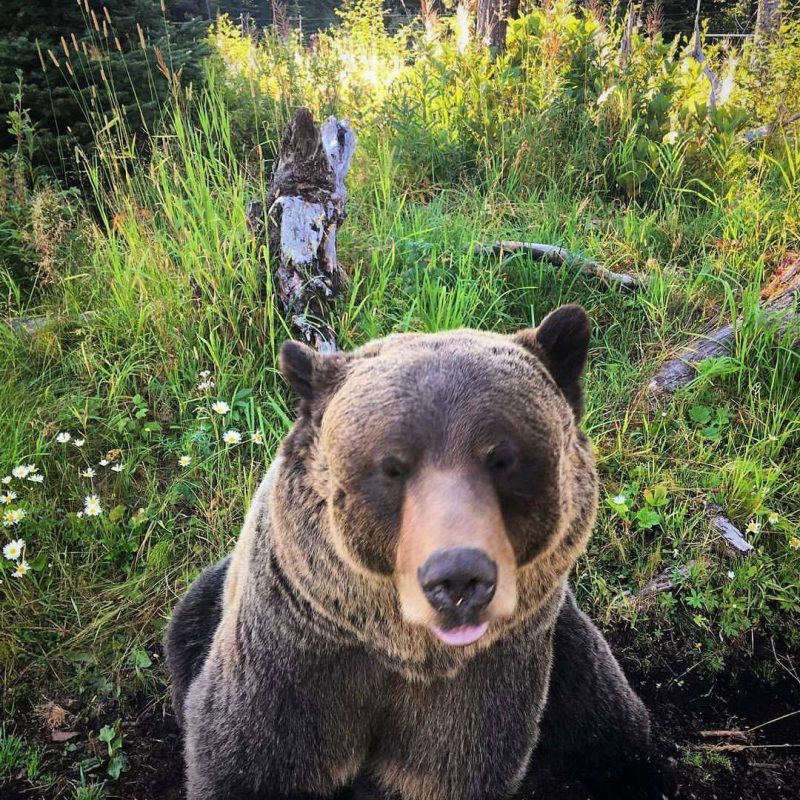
165, 304, 672, 800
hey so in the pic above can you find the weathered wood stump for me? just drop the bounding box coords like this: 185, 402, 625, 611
247, 108, 356, 351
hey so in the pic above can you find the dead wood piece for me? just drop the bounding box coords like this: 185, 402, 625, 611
630, 563, 693, 604
647, 258, 800, 395
404, 239, 639, 290
699, 729, 749, 741
707, 504, 754, 554
743, 112, 800, 144
470, 241, 639, 289
248, 108, 356, 352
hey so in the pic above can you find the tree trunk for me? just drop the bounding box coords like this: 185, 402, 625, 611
247, 108, 356, 352
755, 0, 781, 40
476, 0, 509, 51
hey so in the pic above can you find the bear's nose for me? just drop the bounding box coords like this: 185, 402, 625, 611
418, 547, 497, 615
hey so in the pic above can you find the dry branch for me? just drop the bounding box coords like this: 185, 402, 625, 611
247, 108, 356, 352
743, 112, 800, 144
469, 241, 639, 289
647, 257, 800, 395
629, 563, 692, 606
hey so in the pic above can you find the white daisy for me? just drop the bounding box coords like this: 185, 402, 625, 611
222, 429, 242, 445
3, 539, 24, 560
746, 520, 761, 535
3, 508, 26, 526
84, 495, 102, 517
726, 570, 735, 580
12, 559, 30, 578
612, 494, 627, 505
73, 438, 85, 448
81, 467, 96, 478
12, 466, 30, 479
56, 432, 71, 443
111, 463, 124, 473
178, 455, 192, 467
1, 491, 17, 504
99, 459, 109, 467
767, 512, 779, 525
1, 476, 10, 484
251, 432, 264, 446
211, 401, 230, 415
28, 473, 44, 483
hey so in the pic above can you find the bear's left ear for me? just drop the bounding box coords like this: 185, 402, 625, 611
513, 304, 591, 420
279, 340, 349, 411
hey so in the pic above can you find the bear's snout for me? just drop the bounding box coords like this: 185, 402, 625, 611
418, 547, 497, 617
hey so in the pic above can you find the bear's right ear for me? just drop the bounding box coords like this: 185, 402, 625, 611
279, 341, 348, 407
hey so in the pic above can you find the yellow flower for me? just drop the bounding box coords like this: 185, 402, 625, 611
789, 536, 800, 551
222, 429, 242, 445
178, 455, 192, 467
745, 520, 761, 535
3, 539, 24, 560
12, 559, 30, 578
251, 432, 264, 446
768, 512, 779, 525
211, 401, 230, 415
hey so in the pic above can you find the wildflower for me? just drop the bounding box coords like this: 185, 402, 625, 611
76, 511, 84, 518
12, 466, 30, 479
197, 379, 215, 391
28, 473, 44, 483
726, 570, 735, 580
663, 130, 679, 145
3, 509, 27, 526
56, 432, 71, 443
81, 467, 96, 478
178, 455, 192, 467
251, 432, 264, 446
99, 459, 109, 467
745, 520, 761, 535
3, 539, 24, 560
73, 438, 85, 448
789, 536, 800, 551
12, 559, 30, 578
768, 434, 778, 443
1, 491, 17, 504
768, 512, 779, 525
611, 494, 627, 505
199, 370, 211, 379
111, 463, 124, 473
84, 495, 102, 517
597, 85, 617, 105
212, 401, 230, 415
223, 429, 242, 445
1, 476, 10, 484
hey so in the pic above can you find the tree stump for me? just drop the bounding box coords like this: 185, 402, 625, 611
247, 108, 356, 352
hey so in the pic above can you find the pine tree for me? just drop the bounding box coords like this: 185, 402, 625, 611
0, 0, 208, 174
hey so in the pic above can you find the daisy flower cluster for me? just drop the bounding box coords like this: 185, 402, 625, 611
1, 463, 40, 579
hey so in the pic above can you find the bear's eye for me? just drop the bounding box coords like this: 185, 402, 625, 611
379, 455, 410, 481
486, 445, 517, 476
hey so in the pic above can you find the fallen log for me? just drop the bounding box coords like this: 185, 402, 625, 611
647, 257, 800, 395
405, 239, 639, 290
247, 108, 356, 352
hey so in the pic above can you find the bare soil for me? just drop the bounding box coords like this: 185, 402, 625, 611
3, 633, 798, 799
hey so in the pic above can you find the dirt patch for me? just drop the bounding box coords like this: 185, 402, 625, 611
3, 636, 798, 799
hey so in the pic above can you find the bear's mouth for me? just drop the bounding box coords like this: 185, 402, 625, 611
431, 621, 489, 647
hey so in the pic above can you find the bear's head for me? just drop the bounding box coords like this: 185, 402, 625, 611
275, 305, 598, 660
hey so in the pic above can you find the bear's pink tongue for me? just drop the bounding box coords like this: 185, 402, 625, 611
432, 622, 489, 647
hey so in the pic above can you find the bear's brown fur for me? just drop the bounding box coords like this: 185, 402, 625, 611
166, 305, 673, 800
